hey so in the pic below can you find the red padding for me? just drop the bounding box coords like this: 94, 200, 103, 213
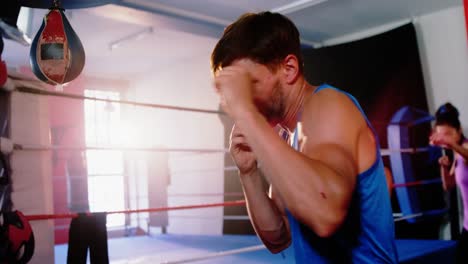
464, 0, 468, 42
0, 60, 7, 87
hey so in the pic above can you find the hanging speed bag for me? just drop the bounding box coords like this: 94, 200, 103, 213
30, 8, 85, 85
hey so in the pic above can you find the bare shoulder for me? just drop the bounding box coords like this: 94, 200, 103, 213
301, 87, 374, 174
302, 88, 366, 136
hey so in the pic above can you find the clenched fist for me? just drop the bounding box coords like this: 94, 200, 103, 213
229, 125, 257, 176
438, 155, 451, 168
214, 65, 257, 120
429, 132, 456, 149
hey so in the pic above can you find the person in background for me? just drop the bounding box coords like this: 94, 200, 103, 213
430, 102, 468, 264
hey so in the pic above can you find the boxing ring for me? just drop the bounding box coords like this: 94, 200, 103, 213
53, 234, 456, 264
0, 77, 459, 263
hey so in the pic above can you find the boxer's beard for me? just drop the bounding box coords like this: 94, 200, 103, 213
256, 82, 285, 124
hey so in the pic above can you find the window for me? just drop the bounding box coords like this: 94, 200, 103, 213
84, 90, 125, 227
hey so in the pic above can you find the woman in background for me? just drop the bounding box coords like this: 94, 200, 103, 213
430, 102, 468, 264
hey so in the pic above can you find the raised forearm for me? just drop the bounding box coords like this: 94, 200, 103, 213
241, 170, 282, 230
451, 143, 468, 161
240, 170, 290, 252
440, 165, 455, 191
235, 111, 353, 237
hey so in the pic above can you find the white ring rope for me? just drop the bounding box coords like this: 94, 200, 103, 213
157, 210, 441, 264
10, 140, 430, 157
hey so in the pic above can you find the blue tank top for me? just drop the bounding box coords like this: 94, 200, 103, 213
284, 84, 398, 263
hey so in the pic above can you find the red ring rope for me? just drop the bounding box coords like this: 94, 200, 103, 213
25, 200, 246, 221
391, 178, 441, 188
24, 178, 442, 221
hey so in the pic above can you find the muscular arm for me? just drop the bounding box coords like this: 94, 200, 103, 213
235, 90, 361, 238
240, 169, 291, 253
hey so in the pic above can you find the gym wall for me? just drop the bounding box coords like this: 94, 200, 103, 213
128, 53, 225, 235
414, 6, 468, 136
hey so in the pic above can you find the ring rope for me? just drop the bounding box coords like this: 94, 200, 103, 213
380, 147, 430, 156
22, 198, 446, 262
168, 192, 244, 197
393, 208, 447, 222
14, 144, 229, 153
24, 200, 246, 221
15, 86, 224, 115
160, 208, 447, 264
160, 207, 447, 263
161, 245, 267, 264
10, 142, 432, 156
392, 178, 441, 188
25, 199, 446, 222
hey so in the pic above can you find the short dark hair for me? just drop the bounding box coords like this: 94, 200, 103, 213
211, 12, 303, 74
435, 102, 461, 130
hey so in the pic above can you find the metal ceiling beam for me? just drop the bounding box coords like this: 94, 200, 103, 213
115, 0, 318, 47
120, 0, 231, 27
115, 0, 226, 39
19, 0, 119, 9
271, 0, 329, 15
